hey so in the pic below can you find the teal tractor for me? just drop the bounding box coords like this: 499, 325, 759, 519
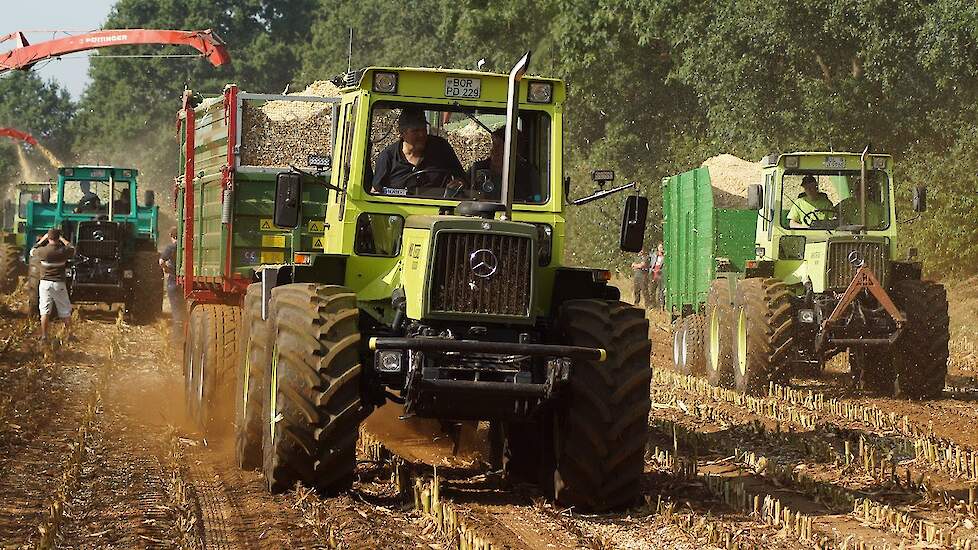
23, 166, 163, 322
664, 151, 948, 398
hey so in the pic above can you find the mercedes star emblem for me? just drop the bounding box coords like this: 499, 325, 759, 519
92, 230, 105, 241
469, 248, 498, 278
847, 250, 865, 268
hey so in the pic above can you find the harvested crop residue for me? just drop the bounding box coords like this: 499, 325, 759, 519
240, 80, 341, 167
701, 153, 761, 208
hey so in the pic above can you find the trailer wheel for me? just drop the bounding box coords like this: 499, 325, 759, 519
195, 304, 240, 435
235, 284, 268, 470
892, 280, 949, 399
0, 242, 22, 293
732, 278, 795, 395
550, 300, 651, 511
680, 314, 706, 376
184, 306, 205, 423
263, 284, 364, 494
705, 279, 735, 387
127, 251, 163, 325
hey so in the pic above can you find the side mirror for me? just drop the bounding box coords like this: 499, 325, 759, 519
747, 184, 764, 210
144, 189, 155, 208
620, 195, 648, 252
912, 185, 926, 212
274, 172, 302, 228
592, 169, 615, 186
41, 187, 51, 205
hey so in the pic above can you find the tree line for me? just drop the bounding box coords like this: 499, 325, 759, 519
1, 0, 976, 276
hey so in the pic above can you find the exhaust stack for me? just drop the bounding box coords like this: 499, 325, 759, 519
500, 51, 530, 220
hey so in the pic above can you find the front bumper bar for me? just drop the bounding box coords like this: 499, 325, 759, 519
368, 337, 606, 362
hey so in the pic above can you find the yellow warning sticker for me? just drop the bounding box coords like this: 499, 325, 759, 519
262, 235, 286, 248
312, 237, 325, 250
259, 218, 275, 231
308, 220, 324, 233
260, 251, 285, 264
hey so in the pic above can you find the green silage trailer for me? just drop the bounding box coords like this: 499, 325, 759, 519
661, 167, 757, 375
174, 85, 337, 302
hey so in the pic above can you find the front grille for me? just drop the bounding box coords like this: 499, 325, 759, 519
827, 240, 887, 289
77, 240, 120, 258
430, 232, 533, 317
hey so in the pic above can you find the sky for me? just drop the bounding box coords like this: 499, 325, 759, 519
3, 0, 118, 99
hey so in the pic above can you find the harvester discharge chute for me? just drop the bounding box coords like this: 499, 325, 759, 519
0, 28, 230, 74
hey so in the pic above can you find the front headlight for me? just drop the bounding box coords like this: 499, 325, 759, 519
536, 224, 553, 266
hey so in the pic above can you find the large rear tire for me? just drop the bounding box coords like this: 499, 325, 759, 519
892, 280, 949, 399
705, 279, 735, 387
195, 304, 240, 435
128, 250, 164, 325
263, 284, 364, 494
0, 242, 22, 293
235, 284, 268, 470
550, 299, 651, 512
731, 278, 795, 395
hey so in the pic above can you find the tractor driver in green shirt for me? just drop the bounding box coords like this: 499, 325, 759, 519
787, 175, 835, 228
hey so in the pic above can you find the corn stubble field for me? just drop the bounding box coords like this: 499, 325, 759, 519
1, 280, 977, 550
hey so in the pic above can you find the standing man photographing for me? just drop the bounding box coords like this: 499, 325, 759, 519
31, 228, 75, 342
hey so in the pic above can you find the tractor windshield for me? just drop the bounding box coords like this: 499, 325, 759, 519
780, 170, 890, 230
366, 101, 551, 204
63, 180, 133, 215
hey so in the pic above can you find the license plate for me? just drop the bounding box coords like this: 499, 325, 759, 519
445, 77, 481, 99
824, 156, 846, 169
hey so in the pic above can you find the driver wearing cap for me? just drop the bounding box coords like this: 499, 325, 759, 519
787, 175, 834, 228
371, 107, 466, 196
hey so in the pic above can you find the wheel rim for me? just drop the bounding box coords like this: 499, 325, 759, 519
709, 307, 720, 372
242, 345, 251, 417
197, 341, 205, 404
681, 327, 689, 368
673, 324, 682, 368
269, 342, 279, 441
736, 308, 748, 377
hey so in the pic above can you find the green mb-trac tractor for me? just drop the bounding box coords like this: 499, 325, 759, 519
190, 54, 652, 511
0, 182, 51, 292
22, 166, 163, 322
664, 151, 948, 398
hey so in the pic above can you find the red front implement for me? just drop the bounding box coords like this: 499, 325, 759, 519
0, 127, 38, 147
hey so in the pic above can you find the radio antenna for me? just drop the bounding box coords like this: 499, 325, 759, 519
347, 28, 354, 73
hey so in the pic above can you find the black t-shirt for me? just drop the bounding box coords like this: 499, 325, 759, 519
371, 135, 465, 193
470, 158, 542, 203
160, 242, 177, 286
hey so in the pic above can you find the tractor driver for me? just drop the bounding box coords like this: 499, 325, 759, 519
787, 175, 834, 228
371, 107, 467, 198
75, 180, 101, 213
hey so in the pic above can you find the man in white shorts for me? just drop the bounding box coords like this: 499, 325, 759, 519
31, 228, 75, 341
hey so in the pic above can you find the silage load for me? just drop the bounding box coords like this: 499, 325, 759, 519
701, 154, 760, 208
240, 81, 341, 167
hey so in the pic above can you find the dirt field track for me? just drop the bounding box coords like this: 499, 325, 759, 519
1, 282, 977, 549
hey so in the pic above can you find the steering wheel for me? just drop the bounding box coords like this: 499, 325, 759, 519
801, 208, 838, 227
390, 168, 464, 198
74, 195, 101, 213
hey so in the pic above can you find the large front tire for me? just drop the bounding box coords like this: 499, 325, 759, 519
235, 284, 268, 470
0, 242, 22, 293
551, 300, 651, 512
892, 280, 949, 399
731, 278, 795, 395
263, 284, 364, 494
